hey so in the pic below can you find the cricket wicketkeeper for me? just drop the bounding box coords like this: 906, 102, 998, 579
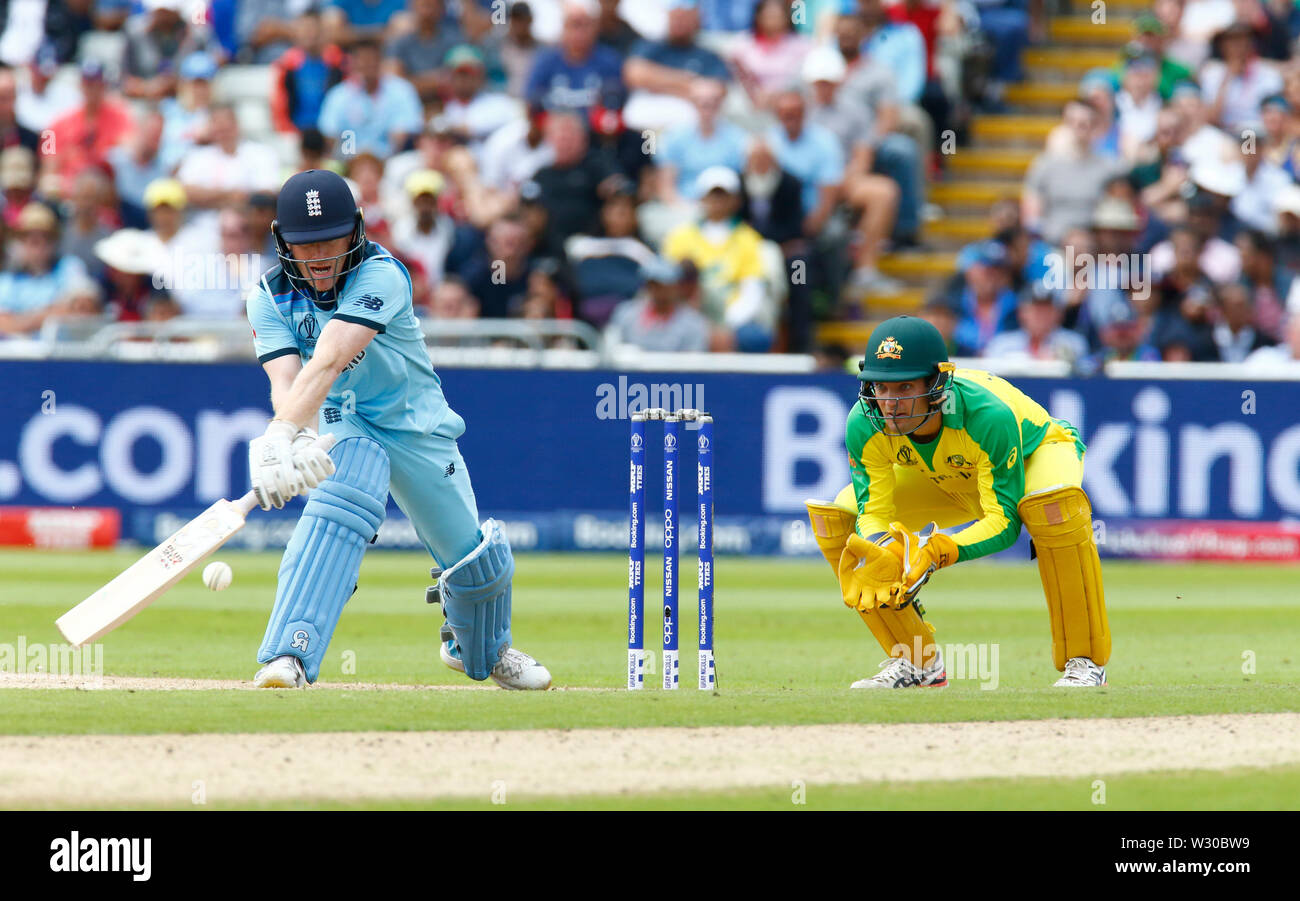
806, 315, 1111, 688
243, 169, 550, 690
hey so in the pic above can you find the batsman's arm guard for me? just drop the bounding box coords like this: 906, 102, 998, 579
437, 519, 514, 681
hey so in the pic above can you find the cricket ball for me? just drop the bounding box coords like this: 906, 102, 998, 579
202, 561, 233, 591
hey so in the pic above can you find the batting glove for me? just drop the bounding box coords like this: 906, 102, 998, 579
291, 428, 337, 491
249, 420, 301, 511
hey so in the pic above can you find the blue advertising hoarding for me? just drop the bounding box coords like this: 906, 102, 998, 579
1, 362, 1298, 556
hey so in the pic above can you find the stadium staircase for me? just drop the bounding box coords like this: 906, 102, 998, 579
816, 2, 1145, 350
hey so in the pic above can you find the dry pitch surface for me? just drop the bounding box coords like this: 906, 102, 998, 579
1, 674, 1297, 807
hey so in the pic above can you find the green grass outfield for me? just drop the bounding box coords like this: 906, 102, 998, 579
1, 550, 1297, 809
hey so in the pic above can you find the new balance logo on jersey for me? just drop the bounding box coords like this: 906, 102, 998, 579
444, 463, 455, 478
355, 295, 383, 311
306, 190, 322, 217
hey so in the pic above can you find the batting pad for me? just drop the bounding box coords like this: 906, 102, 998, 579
258, 437, 389, 682
438, 518, 513, 681
1018, 484, 1111, 670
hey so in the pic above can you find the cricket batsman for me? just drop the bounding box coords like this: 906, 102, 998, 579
806, 315, 1111, 689
243, 169, 551, 690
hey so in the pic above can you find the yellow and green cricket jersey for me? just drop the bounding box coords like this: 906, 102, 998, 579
847, 368, 1085, 561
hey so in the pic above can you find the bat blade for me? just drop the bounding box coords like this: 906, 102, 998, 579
56, 492, 258, 647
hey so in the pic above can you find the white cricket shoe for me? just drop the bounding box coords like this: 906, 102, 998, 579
851, 648, 948, 689
440, 639, 552, 690
253, 654, 307, 689
1054, 656, 1107, 687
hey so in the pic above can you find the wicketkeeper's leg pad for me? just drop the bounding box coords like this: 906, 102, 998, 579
437, 518, 513, 681
1018, 484, 1110, 670
258, 437, 389, 682
805, 496, 856, 573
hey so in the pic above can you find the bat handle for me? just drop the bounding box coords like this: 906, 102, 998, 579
233, 490, 259, 517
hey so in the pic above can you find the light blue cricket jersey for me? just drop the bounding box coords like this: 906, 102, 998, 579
246, 241, 455, 436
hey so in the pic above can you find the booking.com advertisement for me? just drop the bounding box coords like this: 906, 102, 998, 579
2, 362, 1299, 560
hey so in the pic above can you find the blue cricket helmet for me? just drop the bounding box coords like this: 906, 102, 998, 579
271, 169, 367, 301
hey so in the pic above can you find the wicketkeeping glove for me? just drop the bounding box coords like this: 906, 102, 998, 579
885, 521, 959, 605
837, 532, 905, 612
249, 420, 301, 511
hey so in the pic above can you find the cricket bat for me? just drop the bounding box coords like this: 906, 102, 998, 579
56, 491, 261, 647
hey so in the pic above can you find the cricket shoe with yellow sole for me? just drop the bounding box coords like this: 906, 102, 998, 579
253, 654, 307, 688
851, 648, 948, 689
438, 622, 552, 690
1054, 656, 1107, 687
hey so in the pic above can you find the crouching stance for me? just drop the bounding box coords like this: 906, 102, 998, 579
806, 316, 1110, 689
245, 169, 550, 690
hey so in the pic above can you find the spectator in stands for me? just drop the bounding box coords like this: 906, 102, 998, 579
1235, 228, 1289, 340
1202, 20, 1283, 131
176, 104, 280, 229
107, 107, 169, 230
663, 166, 776, 353
43, 61, 135, 199
122, 0, 198, 101
496, 1, 540, 98
512, 258, 574, 323
1078, 288, 1161, 373
1245, 311, 1300, 365
465, 215, 536, 318
1117, 52, 1163, 159
596, 0, 642, 56
859, 0, 933, 155
92, 224, 179, 322
271, 10, 345, 134
606, 256, 710, 352
967, 0, 1032, 89
317, 36, 423, 157
529, 111, 623, 258
767, 88, 843, 249
950, 239, 1018, 356
43, 0, 95, 65
917, 295, 960, 356
526, 0, 625, 117
1233, 123, 1291, 235
1213, 279, 1275, 361
1148, 226, 1217, 357
1076, 68, 1121, 160
440, 45, 524, 155
170, 207, 255, 319
622, 0, 731, 131
386, 0, 466, 106
0, 68, 38, 154
655, 79, 748, 206
983, 284, 1090, 365
345, 151, 393, 242
60, 169, 116, 280
831, 19, 925, 247
888, 0, 957, 160
479, 102, 554, 198
1125, 14, 1193, 100
16, 41, 79, 132
566, 180, 656, 325
92, 0, 132, 32
159, 52, 218, 171
297, 127, 338, 174
0, 203, 97, 336
0, 145, 37, 230
323, 0, 408, 45
1259, 93, 1298, 176
804, 51, 893, 283
244, 191, 279, 261
391, 169, 457, 291
429, 275, 480, 319
1023, 99, 1127, 244
730, 0, 813, 112
234, 0, 300, 65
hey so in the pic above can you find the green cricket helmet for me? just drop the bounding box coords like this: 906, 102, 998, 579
856, 315, 955, 436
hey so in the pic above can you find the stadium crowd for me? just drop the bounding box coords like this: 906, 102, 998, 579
0, 0, 1297, 370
